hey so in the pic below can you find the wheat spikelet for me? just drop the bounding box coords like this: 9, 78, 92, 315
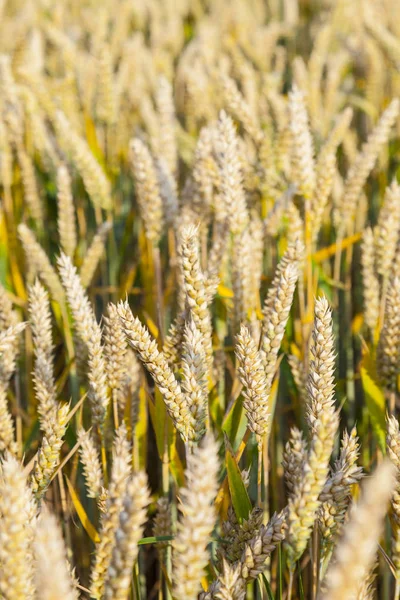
232, 227, 254, 330
179, 224, 213, 367
34, 507, 78, 600
181, 319, 208, 440
377, 276, 400, 390
78, 429, 103, 499
129, 137, 164, 245
55, 111, 111, 210
117, 300, 195, 442
261, 261, 299, 388
201, 559, 246, 600
103, 302, 128, 408
153, 496, 172, 556
237, 511, 286, 582
322, 460, 396, 600
17, 146, 44, 227
56, 165, 77, 259
286, 297, 338, 568
375, 181, 400, 277
30, 403, 69, 500
103, 471, 150, 600
223, 506, 264, 564
0, 453, 36, 599
18, 223, 65, 304
192, 123, 219, 212
79, 221, 111, 287
58, 253, 109, 426
386, 416, 400, 580
0, 381, 17, 454
311, 150, 336, 243
0, 284, 18, 334
0, 320, 25, 388
214, 110, 249, 234
172, 434, 219, 600
220, 73, 262, 144
28, 280, 57, 421
361, 227, 380, 335
90, 424, 132, 599
288, 354, 307, 401
156, 157, 179, 226
236, 324, 270, 446
318, 428, 363, 551
288, 85, 316, 200
341, 99, 399, 231
282, 427, 307, 498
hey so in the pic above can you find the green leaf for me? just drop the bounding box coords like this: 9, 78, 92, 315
225, 447, 252, 523
261, 573, 275, 600
360, 366, 386, 452
222, 396, 247, 449
138, 535, 173, 546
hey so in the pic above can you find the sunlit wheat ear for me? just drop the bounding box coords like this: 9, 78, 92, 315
261, 261, 299, 388
79, 221, 112, 287
55, 110, 111, 210
361, 227, 380, 335
78, 428, 103, 499
340, 98, 399, 232
30, 403, 69, 501
0, 453, 36, 599
103, 471, 150, 600
286, 296, 338, 568
377, 276, 400, 390
57, 252, 109, 427
219, 73, 262, 144
311, 149, 336, 244
56, 164, 77, 259
375, 181, 400, 277
28, 280, 57, 422
288, 85, 316, 200
18, 223, 65, 304
117, 300, 195, 442
181, 319, 208, 440
322, 460, 396, 600
34, 507, 78, 600
129, 137, 164, 245
90, 424, 132, 599
236, 324, 270, 447
173, 434, 219, 600
200, 559, 246, 600
154, 75, 177, 175
386, 415, 400, 581
178, 224, 213, 368
214, 110, 249, 235
318, 427, 363, 555
103, 302, 128, 416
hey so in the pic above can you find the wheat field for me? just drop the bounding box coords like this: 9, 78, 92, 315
1, 0, 400, 598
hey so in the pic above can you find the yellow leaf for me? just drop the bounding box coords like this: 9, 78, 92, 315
217, 284, 234, 299
352, 314, 364, 335
65, 476, 100, 543
312, 233, 361, 263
